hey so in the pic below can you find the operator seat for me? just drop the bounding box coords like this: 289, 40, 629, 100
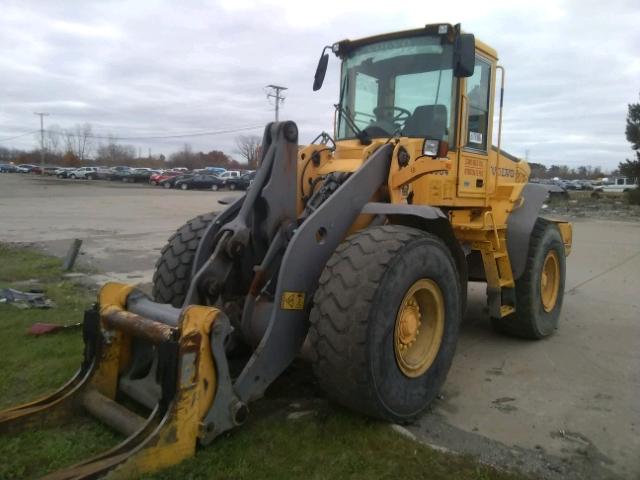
403, 104, 448, 140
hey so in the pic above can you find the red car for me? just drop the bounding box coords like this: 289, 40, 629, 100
150, 171, 181, 186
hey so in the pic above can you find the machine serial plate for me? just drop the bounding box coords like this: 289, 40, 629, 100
281, 292, 305, 310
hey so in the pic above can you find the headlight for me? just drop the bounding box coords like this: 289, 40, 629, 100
423, 139, 439, 157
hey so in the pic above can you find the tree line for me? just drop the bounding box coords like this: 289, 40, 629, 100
527, 163, 606, 180
0, 123, 262, 171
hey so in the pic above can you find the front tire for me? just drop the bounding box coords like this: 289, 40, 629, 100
492, 218, 566, 339
180, 183, 188, 190
228, 183, 236, 191
308, 225, 461, 422
211, 184, 219, 191
152, 212, 217, 307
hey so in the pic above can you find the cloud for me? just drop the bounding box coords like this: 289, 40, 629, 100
0, 0, 638, 169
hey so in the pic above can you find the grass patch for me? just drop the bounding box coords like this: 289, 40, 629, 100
0, 244, 528, 480
0, 244, 120, 479
146, 409, 524, 480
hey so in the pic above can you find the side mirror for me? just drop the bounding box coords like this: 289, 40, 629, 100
313, 52, 329, 91
453, 33, 475, 78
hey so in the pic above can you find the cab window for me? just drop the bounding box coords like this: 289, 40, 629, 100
465, 57, 491, 151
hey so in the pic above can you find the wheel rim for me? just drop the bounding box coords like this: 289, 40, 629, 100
394, 279, 445, 378
540, 250, 560, 312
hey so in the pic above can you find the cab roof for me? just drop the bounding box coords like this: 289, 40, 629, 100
334, 24, 498, 61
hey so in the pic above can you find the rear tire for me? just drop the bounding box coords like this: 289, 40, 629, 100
163, 182, 171, 189
229, 183, 237, 191
492, 218, 566, 339
152, 212, 218, 307
308, 225, 461, 422
180, 183, 188, 190
211, 184, 219, 191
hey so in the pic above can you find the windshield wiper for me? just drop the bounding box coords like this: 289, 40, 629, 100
336, 74, 371, 146
335, 104, 371, 145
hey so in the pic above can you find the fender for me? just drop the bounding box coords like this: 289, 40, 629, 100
361, 202, 468, 313
507, 183, 550, 279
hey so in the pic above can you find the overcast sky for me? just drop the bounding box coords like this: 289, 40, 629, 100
1, 0, 638, 169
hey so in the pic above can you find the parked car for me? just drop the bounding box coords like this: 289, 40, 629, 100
55, 167, 75, 178
43, 166, 61, 176
225, 171, 256, 191
107, 166, 133, 181
16, 164, 41, 173
150, 170, 181, 186
0, 163, 18, 173
547, 184, 569, 200
159, 174, 192, 188
69, 167, 98, 179
174, 174, 226, 191
122, 168, 159, 183
202, 167, 227, 176
595, 177, 638, 193
92, 166, 113, 179
217, 170, 241, 180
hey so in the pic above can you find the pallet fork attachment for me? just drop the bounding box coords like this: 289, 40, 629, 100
0, 282, 230, 479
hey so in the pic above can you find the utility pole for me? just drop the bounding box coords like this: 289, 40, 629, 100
265, 85, 287, 121
34, 112, 49, 174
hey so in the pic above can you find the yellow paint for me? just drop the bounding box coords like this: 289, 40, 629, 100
541, 250, 560, 312
295, 32, 571, 319
75, 282, 224, 478
394, 279, 445, 378
281, 292, 305, 310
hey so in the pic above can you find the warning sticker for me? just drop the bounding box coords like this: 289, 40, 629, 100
469, 131, 483, 144
281, 291, 305, 310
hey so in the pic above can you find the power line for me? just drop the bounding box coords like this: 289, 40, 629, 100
82, 125, 263, 141
0, 130, 40, 142
0, 125, 263, 143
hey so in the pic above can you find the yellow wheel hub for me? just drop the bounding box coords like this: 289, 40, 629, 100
540, 250, 560, 312
394, 279, 445, 378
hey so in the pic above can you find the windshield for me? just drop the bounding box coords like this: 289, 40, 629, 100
337, 35, 455, 142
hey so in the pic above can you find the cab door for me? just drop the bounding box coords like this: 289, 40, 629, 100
457, 55, 493, 198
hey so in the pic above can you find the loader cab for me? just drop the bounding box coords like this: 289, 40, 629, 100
330, 24, 481, 143
320, 24, 511, 204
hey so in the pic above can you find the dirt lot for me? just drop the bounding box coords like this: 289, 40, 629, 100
1, 174, 639, 479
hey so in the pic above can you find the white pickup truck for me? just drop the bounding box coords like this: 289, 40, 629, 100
595, 177, 638, 193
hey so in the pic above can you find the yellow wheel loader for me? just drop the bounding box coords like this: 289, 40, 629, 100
1, 23, 572, 478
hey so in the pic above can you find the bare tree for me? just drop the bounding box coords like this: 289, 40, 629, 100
235, 135, 261, 169
64, 123, 94, 161
96, 136, 135, 165
44, 125, 62, 154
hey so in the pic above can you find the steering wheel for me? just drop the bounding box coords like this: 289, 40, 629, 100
373, 106, 412, 123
